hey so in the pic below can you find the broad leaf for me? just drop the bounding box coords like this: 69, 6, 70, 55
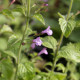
59, 18, 76, 38
0, 38, 7, 50
53, 72, 66, 80
32, 75, 42, 80
33, 14, 45, 25
2, 51, 17, 61
58, 43, 80, 62
8, 34, 21, 48
50, 72, 66, 80
7, 34, 21, 55
12, 5, 25, 15
0, 9, 14, 19
41, 36, 57, 52
0, 58, 14, 80
56, 63, 65, 72
18, 58, 35, 80
0, 24, 13, 34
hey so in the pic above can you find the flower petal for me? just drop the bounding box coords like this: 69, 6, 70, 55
47, 30, 53, 35
38, 48, 48, 55
33, 37, 42, 46
41, 26, 53, 35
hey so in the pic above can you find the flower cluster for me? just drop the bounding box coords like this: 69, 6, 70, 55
31, 26, 53, 55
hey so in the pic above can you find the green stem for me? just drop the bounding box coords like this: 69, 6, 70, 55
52, 33, 63, 71
52, 0, 73, 71
14, 0, 31, 80
66, 0, 73, 21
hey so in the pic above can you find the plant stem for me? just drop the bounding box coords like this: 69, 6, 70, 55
52, 33, 63, 71
14, 0, 31, 80
66, 0, 73, 21
52, 0, 73, 71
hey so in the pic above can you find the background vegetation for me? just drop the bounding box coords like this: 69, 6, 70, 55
0, 0, 80, 80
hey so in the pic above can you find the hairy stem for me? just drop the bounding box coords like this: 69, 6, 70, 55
14, 0, 31, 80
52, 0, 73, 71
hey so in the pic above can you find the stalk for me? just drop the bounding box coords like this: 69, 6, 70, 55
14, 0, 31, 80
52, 0, 73, 71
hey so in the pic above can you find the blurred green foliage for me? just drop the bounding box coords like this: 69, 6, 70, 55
0, 0, 80, 80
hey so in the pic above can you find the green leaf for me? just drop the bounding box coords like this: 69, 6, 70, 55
41, 36, 57, 52
44, 62, 52, 67
33, 14, 45, 25
25, 27, 36, 37
2, 51, 17, 61
33, 75, 42, 80
56, 63, 65, 72
0, 24, 13, 34
58, 43, 80, 62
0, 58, 14, 80
12, 5, 25, 15
0, 38, 7, 50
18, 59, 35, 80
37, 72, 49, 80
1, 9, 14, 19
18, 63, 27, 79
0, 14, 9, 25
8, 34, 21, 48
54, 72, 66, 80
50, 72, 66, 80
59, 18, 76, 38
22, 0, 26, 5
8, 34, 32, 53
7, 34, 21, 55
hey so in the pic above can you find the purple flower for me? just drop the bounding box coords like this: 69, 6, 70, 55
41, 26, 53, 35
43, 4, 48, 6
33, 37, 42, 46
31, 37, 42, 49
38, 48, 48, 55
